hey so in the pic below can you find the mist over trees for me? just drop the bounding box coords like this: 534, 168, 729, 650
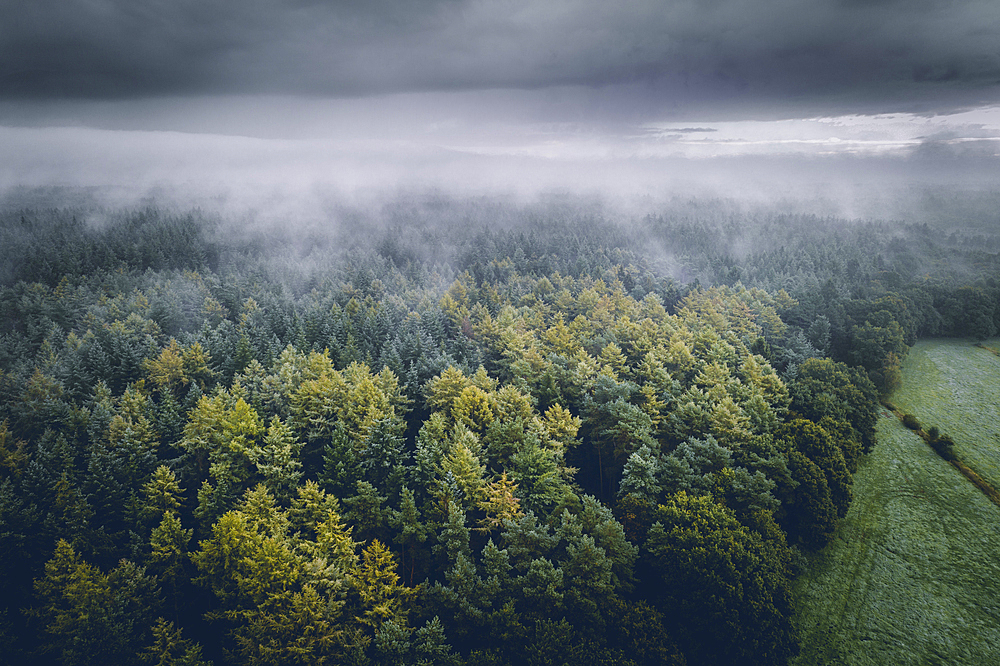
1, 191, 998, 665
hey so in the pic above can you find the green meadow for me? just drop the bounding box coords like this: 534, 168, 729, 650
791, 339, 1000, 665
890, 339, 1000, 492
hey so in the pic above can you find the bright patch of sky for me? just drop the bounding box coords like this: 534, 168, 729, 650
454, 106, 1000, 160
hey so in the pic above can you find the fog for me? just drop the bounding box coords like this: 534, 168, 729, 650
3, 95, 1000, 230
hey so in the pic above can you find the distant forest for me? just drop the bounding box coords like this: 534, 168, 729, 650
1, 194, 998, 666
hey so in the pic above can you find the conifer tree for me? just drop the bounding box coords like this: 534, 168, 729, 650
140, 465, 185, 524
253, 416, 303, 503
32, 540, 161, 666
321, 422, 362, 499
438, 431, 488, 511
148, 512, 192, 622
390, 486, 429, 587
140, 618, 213, 666
344, 481, 389, 545
355, 540, 414, 633
434, 502, 472, 567
476, 472, 523, 534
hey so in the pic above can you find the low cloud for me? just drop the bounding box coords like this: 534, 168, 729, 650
4, 103, 1000, 228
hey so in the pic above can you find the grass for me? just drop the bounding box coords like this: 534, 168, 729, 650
889, 339, 1000, 493
791, 338, 1000, 665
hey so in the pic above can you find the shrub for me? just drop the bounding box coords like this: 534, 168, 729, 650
902, 414, 921, 431
930, 434, 956, 461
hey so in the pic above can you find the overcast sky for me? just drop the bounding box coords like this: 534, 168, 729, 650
6, 0, 1000, 109
3, 0, 1000, 213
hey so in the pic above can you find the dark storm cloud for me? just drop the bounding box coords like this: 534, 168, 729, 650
3, 0, 999, 111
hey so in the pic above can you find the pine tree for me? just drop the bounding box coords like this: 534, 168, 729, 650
476, 472, 523, 534
252, 416, 303, 503
139, 618, 212, 666
510, 443, 567, 517
452, 385, 494, 433
139, 465, 185, 526
390, 487, 429, 587
355, 540, 414, 633
343, 481, 389, 545
148, 512, 192, 622
288, 480, 343, 541
144, 339, 187, 395
154, 389, 185, 450
577, 494, 637, 595
424, 366, 469, 418
31, 540, 161, 666
561, 532, 613, 629
433, 502, 471, 568
412, 616, 461, 666
321, 423, 361, 499
438, 431, 487, 511
358, 418, 407, 496
372, 619, 412, 664
515, 557, 564, 624
619, 444, 662, 504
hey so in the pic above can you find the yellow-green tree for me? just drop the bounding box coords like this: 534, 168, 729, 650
191, 486, 359, 665
354, 539, 415, 633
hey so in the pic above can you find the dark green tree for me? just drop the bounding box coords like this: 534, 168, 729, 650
31, 539, 161, 666
645, 492, 797, 666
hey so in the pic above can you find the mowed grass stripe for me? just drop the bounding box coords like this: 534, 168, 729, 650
791, 343, 1000, 666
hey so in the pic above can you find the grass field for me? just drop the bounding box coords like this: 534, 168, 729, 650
791, 339, 1000, 665
889, 338, 1000, 492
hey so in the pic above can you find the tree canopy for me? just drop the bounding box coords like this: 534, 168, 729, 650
2, 196, 998, 665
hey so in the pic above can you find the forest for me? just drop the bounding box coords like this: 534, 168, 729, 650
1, 192, 999, 666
